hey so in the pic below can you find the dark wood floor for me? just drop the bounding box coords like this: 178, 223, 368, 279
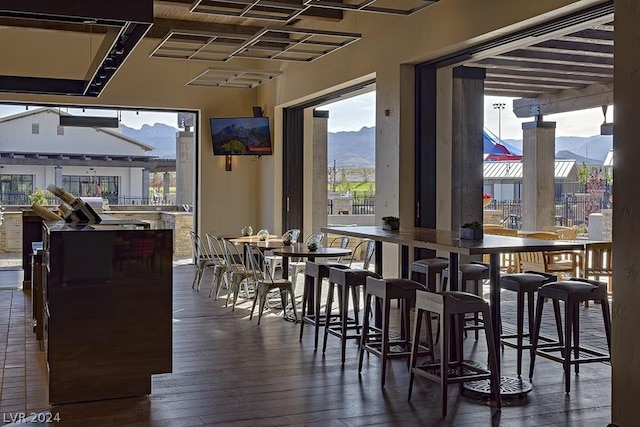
0, 264, 612, 426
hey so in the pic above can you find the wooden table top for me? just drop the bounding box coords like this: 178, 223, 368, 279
228, 235, 280, 244
271, 243, 351, 258
321, 225, 591, 255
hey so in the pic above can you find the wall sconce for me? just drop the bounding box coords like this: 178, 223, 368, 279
225, 155, 232, 172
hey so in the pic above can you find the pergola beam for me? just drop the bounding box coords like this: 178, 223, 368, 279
513, 83, 613, 118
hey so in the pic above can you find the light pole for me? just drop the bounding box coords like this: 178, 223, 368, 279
492, 102, 506, 140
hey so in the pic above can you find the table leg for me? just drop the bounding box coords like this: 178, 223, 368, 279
448, 253, 459, 291
374, 240, 383, 328
374, 241, 383, 276
306, 256, 316, 315
282, 257, 289, 281
401, 245, 409, 278
489, 253, 502, 367
463, 252, 533, 399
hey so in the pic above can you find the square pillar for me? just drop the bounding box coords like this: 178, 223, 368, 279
311, 110, 329, 234
521, 119, 555, 231
451, 67, 485, 230
613, 1, 640, 424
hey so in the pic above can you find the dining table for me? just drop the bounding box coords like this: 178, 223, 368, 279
321, 225, 591, 397
270, 243, 352, 318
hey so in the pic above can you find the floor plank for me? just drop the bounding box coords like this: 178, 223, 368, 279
0, 263, 612, 426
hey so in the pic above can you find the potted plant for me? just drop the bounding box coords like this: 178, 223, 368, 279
483, 193, 493, 208
382, 216, 400, 231
459, 221, 483, 240
257, 229, 269, 241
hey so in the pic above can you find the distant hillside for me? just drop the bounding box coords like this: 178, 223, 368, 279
328, 126, 375, 168
503, 135, 612, 163
555, 150, 602, 166
121, 123, 179, 158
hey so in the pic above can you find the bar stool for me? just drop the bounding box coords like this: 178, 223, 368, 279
500, 271, 562, 378
300, 261, 349, 350
322, 267, 381, 364
409, 257, 449, 292
529, 278, 612, 394
441, 262, 489, 340
408, 290, 501, 417
358, 277, 433, 386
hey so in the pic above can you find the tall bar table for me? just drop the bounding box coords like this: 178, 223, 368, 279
322, 225, 590, 397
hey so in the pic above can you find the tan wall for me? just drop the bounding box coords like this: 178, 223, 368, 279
0, 0, 596, 243
0, 210, 193, 257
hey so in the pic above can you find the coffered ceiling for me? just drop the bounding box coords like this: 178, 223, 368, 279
0, 0, 615, 105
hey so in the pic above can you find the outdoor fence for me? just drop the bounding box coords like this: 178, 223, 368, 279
328, 196, 375, 215
486, 196, 612, 229
0, 192, 170, 206
328, 195, 611, 229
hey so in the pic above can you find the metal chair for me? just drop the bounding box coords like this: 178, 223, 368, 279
264, 229, 300, 277
189, 231, 216, 291
220, 238, 256, 311
288, 233, 325, 283
247, 244, 297, 324
205, 234, 229, 299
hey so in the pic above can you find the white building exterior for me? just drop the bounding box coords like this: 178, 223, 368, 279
0, 108, 157, 204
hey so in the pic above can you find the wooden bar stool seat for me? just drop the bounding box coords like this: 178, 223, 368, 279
499, 272, 562, 378
323, 267, 381, 364
358, 277, 433, 386
441, 262, 489, 340
529, 278, 612, 394
300, 261, 350, 350
410, 257, 449, 292
408, 290, 501, 417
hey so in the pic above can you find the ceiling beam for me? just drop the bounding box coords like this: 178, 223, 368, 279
0, 0, 152, 24
498, 51, 613, 68
484, 78, 580, 91
512, 83, 613, 118
474, 57, 613, 78
486, 69, 610, 86
525, 40, 613, 57
148, 17, 261, 39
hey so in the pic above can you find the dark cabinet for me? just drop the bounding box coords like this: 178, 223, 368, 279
43, 221, 173, 405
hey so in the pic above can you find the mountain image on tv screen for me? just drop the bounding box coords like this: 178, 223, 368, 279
210, 117, 272, 155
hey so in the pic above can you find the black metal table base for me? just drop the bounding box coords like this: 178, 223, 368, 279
463, 376, 532, 399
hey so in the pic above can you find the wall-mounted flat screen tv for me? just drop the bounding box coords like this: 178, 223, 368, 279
210, 116, 272, 155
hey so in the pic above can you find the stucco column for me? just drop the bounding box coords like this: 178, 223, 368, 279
54, 166, 63, 188
521, 119, 555, 231
451, 67, 485, 231
176, 129, 194, 206
163, 172, 170, 203
612, 1, 640, 425
312, 110, 329, 234
141, 168, 149, 204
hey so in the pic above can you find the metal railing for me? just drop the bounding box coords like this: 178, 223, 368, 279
0, 192, 171, 206
487, 196, 612, 229
328, 197, 375, 215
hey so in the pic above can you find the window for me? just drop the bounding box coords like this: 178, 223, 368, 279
0, 174, 34, 204
32, 123, 39, 134
57, 125, 64, 136
63, 175, 119, 204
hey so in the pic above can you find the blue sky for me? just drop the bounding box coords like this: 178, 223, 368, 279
0, 93, 613, 137
0, 104, 178, 129
322, 92, 612, 138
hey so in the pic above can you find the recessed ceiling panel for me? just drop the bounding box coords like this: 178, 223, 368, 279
302, 0, 438, 15
151, 26, 360, 62
191, 0, 307, 22
186, 67, 282, 88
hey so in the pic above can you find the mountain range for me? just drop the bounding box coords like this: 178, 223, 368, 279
121, 123, 614, 167
329, 127, 612, 168
121, 123, 179, 158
